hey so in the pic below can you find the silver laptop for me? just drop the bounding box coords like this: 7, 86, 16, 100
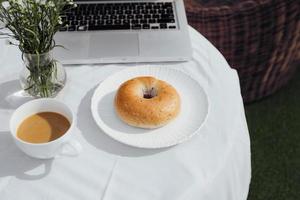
54, 0, 192, 64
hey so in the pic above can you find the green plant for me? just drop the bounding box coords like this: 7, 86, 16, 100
0, 0, 74, 53
0, 0, 75, 97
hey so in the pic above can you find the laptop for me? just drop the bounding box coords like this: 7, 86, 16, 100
54, 0, 192, 64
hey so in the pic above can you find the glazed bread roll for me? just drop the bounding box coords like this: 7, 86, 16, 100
114, 76, 180, 129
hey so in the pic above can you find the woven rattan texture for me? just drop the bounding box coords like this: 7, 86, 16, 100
185, 0, 300, 102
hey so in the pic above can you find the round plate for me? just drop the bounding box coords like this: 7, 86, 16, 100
91, 66, 209, 148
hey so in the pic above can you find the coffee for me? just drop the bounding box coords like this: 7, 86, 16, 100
17, 112, 70, 144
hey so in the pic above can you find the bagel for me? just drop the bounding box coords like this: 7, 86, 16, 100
114, 76, 180, 129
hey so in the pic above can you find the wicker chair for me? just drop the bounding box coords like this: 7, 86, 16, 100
185, 0, 300, 103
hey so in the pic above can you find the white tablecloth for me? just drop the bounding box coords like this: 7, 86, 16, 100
0, 27, 251, 200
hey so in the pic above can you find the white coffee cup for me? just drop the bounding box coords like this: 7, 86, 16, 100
10, 98, 82, 159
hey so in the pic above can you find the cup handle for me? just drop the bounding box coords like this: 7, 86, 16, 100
59, 139, 82, 157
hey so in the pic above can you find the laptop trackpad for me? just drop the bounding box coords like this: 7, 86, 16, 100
89, 33, 139, 58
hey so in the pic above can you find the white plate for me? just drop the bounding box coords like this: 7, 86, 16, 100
91, 66, 209, 148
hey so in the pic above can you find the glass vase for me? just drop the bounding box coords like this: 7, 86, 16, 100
19, 52, 66, 98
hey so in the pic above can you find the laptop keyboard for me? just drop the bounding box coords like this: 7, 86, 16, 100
60, 1, 177, 32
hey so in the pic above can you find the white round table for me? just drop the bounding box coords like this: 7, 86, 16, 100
0, 27, 251, 200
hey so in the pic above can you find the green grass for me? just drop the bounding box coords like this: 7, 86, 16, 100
246, 66, 300, 200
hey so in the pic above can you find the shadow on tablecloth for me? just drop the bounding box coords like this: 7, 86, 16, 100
0, 132, 53, 180
0, 80, 33, 109
77, 86, 171, 157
